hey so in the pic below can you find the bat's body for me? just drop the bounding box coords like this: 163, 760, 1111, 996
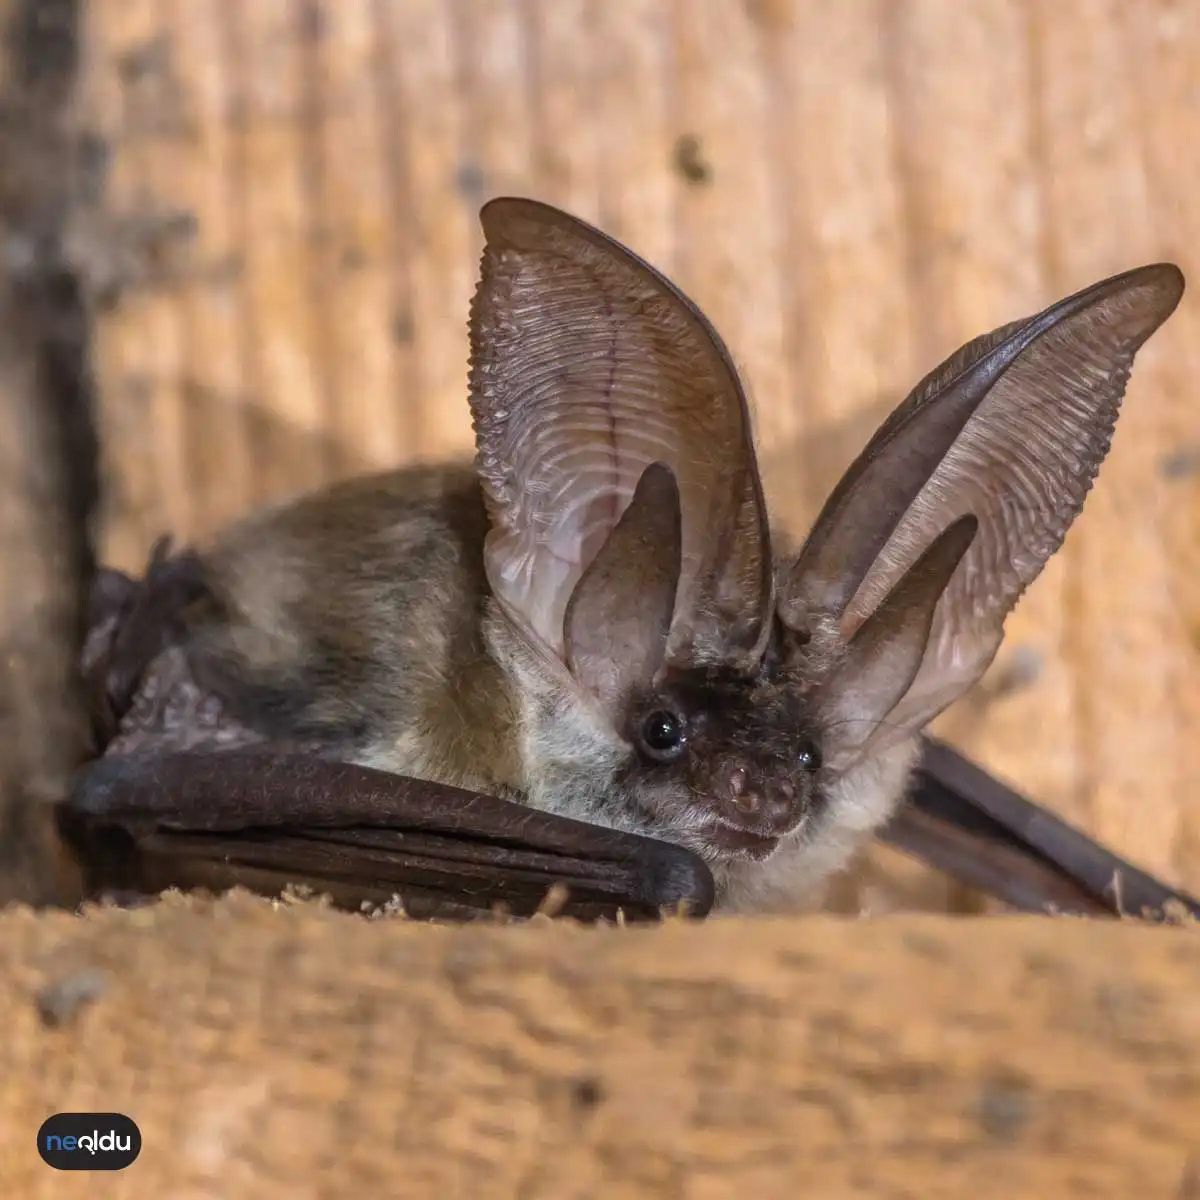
91, 465, 914, 913
102, 465, 513, 791
68, 197, 1198, 923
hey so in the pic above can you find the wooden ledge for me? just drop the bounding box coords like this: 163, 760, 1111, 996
1, 893, 1197, 1197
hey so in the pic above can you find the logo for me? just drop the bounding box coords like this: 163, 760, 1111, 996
37, 1113, 141, 1171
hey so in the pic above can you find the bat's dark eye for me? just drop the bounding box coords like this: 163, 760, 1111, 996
638, 708, 687, 762
797, 741, 821, 771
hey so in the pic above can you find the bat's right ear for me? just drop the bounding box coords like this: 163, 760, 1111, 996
779, 263, 1184, 771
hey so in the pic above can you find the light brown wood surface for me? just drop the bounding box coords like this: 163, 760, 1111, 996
0, 892, 1196, 1198
66, 0, 1200, 903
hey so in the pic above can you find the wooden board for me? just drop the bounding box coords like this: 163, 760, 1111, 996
67, 0, 1200, 901
1, 892, 1197, 1198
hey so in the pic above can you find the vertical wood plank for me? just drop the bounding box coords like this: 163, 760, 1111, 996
308, 0, 407, 473
378, 0, 474, 460
1122, 0, 1200, 890
166, 0, 253, 539
453, 0, 534, 270
1032, 0, 1182, 875
524, 0, 602, 223
231, 0, 329, 501
590, 0, 674, 273
756, 0, 912, 527
669, 0, 789, 459
883, 0, 1078, 825
0, 0, 91, 909
80, 0, 187, 567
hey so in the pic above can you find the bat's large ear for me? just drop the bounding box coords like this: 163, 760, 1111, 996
779, 263, 1184, 770
468, 198, 774, 679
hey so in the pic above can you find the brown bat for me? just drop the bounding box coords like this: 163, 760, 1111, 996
60, 198, 1200, 925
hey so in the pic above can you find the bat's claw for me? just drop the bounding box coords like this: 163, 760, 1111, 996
65, 756, 167, 838
645, 849, 716, 917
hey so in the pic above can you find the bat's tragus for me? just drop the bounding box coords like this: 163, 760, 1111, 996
59, 197, 1196, 924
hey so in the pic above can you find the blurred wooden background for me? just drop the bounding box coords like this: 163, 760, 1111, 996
67, 0, 1200, 900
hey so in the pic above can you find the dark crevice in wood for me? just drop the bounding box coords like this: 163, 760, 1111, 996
0, 0, 101, 907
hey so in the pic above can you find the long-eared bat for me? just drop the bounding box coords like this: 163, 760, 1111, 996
61, 198, 1200, 924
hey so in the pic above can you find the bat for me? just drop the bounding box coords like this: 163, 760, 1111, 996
58, 197, 1200, 925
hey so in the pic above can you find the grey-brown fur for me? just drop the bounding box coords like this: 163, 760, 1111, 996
140, 466, 523, 800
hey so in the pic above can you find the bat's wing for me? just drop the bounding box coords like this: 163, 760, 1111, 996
62, 751, 715, 923
878, 737, 1200, 920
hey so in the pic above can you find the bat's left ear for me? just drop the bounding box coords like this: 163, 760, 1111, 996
779, 263, 1185, 771
467, 198, 774, 676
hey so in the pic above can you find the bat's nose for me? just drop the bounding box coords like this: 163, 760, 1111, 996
713, 762, 797, 834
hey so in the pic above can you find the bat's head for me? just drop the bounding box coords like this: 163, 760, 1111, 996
609, 653, 824, 861
467, 198, 1185, 896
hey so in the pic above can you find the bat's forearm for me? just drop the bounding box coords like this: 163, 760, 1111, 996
62, 750, 716, 923
882, 738, 1200, 921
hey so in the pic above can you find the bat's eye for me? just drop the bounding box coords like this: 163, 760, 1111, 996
638, 708, 687, 762
796, 741, 822, 771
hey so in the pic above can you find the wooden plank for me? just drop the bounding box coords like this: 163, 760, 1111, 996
1031, 0, 1190, 879
1125, 0, 1200, 894
377, 0, 474, 461
77, 0, 187, 566
763, 0, 912, 465
232, 0, 331, 501
304, 0, 408, 474
164, 0, 254, 533
670, 0, 790, 453
0, 894, 1197, 1197
591, 0, 674, 273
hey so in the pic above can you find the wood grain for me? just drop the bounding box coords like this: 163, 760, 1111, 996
69, 0, 1200, 900
1, 892, 1197, 1197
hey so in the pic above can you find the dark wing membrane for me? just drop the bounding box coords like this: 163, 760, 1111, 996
878, 738, 1200, 921
62, 751, 716, 923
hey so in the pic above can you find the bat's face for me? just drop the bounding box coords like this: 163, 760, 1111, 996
613, 651, 826, 865
500, 607, 886, 881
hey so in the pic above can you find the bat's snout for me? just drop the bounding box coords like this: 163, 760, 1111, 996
710, 760, 799, 839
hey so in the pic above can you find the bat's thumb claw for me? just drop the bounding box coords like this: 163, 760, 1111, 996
65, 756, 158, 828
646, 847, 716, 918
